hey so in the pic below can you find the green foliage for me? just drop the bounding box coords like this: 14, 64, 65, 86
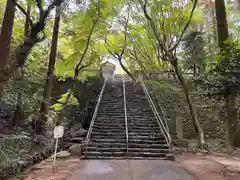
203, 39, 240, 97
51, 92, 78, 112
0, 0, 6, 24
182, 31, 206, 76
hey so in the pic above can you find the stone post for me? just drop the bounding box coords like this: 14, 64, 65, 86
176, 117, 183, 139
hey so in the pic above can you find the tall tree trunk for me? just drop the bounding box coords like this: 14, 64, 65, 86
225, 89, 237, 147
36, 3, 61, 133
171, 60, 205, 147
0, 0, 16, 99
215, 0, 237, 147
209, 0, 217, 42
12, 3, 31, 127
0, 2, 58, 87
215, 0, 229, 49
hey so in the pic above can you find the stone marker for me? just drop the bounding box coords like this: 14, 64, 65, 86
69, 144, 82, 156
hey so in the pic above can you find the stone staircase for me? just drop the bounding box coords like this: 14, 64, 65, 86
125, 81, 172, 160
82, 76, 173, 160
82, 79, 127, 159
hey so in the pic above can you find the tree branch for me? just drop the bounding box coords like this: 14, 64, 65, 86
74, 0, 100, 78
169, 0, 198, 51
34, 0, 44, 19
12, 0, 33, 26
138, 0, 168, 55
43, 0, 61, 21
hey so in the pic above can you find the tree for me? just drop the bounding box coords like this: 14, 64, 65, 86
105, 4, 135, 80
215, 0, 229, 49
34, 0, 62, 133
134, 0, 205, 146
0, 0, 64, 89
182, 31, 206, 77
51, 0, 102, 126
11, 1, 32, 127
0, 0, 16, 98
214, 0, 238, 147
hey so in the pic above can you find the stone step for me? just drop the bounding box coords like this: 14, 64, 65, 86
93, 123, 157, 127
96, 114, 125, 117
89, 135, 165, 142
128, 152, 167, 157
93, 122, 125, 125
128, 143, 169, 149
87, 142, 127, 148
129, 136, 165, 141
93, 125, 126, 129
95, 116, 125, 120
83, 151, 166, 157
128, 132, 163, 136
128, 123, 159, 126
81, 156, 127, 160
94, 123, 160, 127
98, 109, 124, 111
127, 120, 157, 123
99, 104, 124, 107
85, 147, 169, 153
127, 113, 155, 116
128, 129, 162, 133
92, 125, 159, 130
83, 151, 127, 157
129, 126, 160, 130
81, 156, 168, 160
100, 101, 123, 104
127, 115, 155, 118
90, 133, 165, 140
98, 110, 124, 113
91, 132, 125, 136
91, 129, 161, 134
95, 116, 125, 119
93, 123, 157, 128
95, 118, 156, 121
126, 98, 146, 100
91, 129, 126, 133
93, 122, 157, 127
94, 121, 126, 125
91, 129, 163, 135
89, 139, 167, 144
93, 122, 158, 127
90, 135, 126, 139
127, 111, 153, 113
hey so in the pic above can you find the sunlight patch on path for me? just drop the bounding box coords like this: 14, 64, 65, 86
83, 160, 113, 175
67, 160, 197, 180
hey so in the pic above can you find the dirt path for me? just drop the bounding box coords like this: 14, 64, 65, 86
177, 153, 240, 180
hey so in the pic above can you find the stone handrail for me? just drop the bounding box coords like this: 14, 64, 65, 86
84, 79, 107, 151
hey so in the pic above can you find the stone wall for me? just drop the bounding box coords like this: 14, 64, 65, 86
146, 78, 225, 140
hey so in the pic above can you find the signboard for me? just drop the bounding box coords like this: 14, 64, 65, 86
54, 126, 64, 139
53, 125, 64, 172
